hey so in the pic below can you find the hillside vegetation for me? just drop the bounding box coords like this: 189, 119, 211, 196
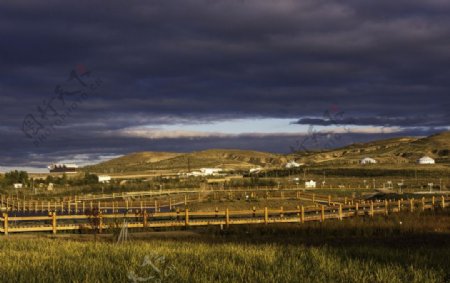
84, 132, 450, 174
84, 149, 286, 174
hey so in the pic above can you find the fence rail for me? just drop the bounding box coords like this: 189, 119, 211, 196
0, 190, 350, 214
1, 196, 447, 235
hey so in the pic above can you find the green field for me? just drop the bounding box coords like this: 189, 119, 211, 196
1, 210, 449, 283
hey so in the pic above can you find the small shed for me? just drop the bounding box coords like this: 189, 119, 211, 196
98, 175, 111, 183
286, 161, 301, 169
417, 156, 435, 164
13, 183, 23, 189
360, 157, 377, 165
305, 180, 316, 188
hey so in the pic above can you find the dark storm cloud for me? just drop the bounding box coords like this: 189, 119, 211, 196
1, 0, 450, 167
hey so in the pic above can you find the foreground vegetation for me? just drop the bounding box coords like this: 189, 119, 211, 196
0, 210, 449, 283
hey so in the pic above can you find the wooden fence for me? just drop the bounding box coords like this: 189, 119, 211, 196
0, 190, 349, 214
0, 196, 447, 235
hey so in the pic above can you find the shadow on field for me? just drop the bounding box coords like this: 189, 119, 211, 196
191, 209, 447, 244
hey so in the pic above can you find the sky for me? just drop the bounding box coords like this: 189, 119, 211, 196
1, 0, 450, 172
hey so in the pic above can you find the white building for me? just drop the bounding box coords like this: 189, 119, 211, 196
286, 161, 302, 169
187, 168, 222, 177
13, 183, 23, 189
417, 156, 435, 164
360, 157, 377, 165
249, 167, 262, 174
98, 175, 111, 183
305, 180, 316, 188
199, 168, 222, 176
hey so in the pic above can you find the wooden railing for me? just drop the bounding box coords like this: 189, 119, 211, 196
0, 196, 447, 235
0, 191, 350, 214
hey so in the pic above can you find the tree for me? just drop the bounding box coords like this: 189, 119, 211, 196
3, 170, 29, 186
84, 172, 99, 185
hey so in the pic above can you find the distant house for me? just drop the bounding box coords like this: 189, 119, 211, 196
286, 161, 302, 169
249, 167, 262, 174
305, 180, 316, 188
98, 175, 111, 183
417, 156, 435, 164
360, 157, 377, 165
200, 168, 222, 176
13, 183, 23, 189
187, 168, 222, 177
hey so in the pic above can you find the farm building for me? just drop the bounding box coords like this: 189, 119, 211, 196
187, 168, 222, 177
200, 168, 222, 175
360, 157, 377, 164
417, 156, 435, 164
249, 167, 262, 174
98, 175, 111, 183
13, 183, 23, 189
305, 180, 316, 188
286, 161, 302, 169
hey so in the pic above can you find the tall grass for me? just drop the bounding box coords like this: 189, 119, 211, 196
0, 210, 449, 283
0, 238, 447, 283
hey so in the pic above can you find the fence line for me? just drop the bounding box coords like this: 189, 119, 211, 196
0, 191, 350, 214
0, 196, 447, 235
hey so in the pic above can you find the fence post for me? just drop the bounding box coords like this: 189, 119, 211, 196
385, 200, 389, 216
301, 205, 305, 223
99, 212, 103, 234
328, 195, 331, 205
185, 209, 189, 227
3, 213, 8, 235
225, 208, 230, 228
338, 204, 343, 220
442, 196, 446, 208
432, 196, 435, 208
52, 212, 57, 234
398, 200, 401, 212
264, 207, 268, 224
421, 197, 425, 211
321, 205, 325, 222
410, 198, 414, 213
370, 201, 374, 217
143, 210, 148, 228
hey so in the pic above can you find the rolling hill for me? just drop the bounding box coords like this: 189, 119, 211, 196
84, 131, 450, 174
84, 149, 287, 174
292, 131, 450, 165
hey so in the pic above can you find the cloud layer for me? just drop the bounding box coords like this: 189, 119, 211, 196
1, 0, 449, 168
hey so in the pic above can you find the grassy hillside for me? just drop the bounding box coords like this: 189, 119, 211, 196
84, 132, 450, 174
84, 149, 286, 174
292, 131, 450, 165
